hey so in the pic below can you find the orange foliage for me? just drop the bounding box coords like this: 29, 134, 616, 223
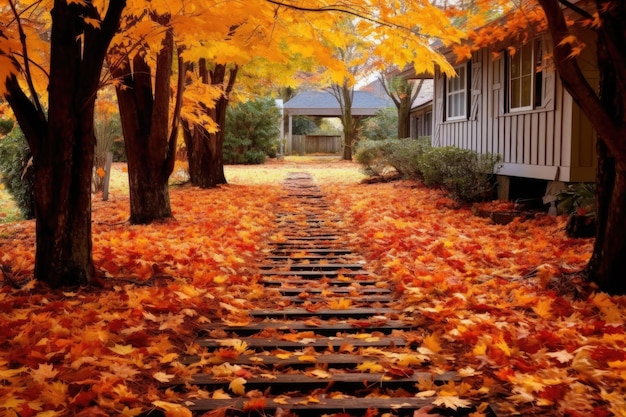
1, 161, 625, 416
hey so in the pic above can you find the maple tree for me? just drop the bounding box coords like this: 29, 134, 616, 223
1, 0, 125, 286
108, 10, 185, 224
380, 72, 425, 138
2, 0, 464, 286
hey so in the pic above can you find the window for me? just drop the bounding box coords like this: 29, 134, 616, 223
446, 64, 467, 120
508, 39, 543, 111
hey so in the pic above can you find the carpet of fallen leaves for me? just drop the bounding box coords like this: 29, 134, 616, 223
0, 157, 625, 417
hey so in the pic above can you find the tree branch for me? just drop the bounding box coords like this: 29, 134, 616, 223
556, 0, 593, 19
538, 0, 626, 162
7, 0, 44, 116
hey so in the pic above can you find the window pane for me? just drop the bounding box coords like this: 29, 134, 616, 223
521, 43, 533, 75
511, 54, 520, 78
521, 75, 532, 107
511, 78, 521, 108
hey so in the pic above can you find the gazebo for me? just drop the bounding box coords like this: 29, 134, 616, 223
283, 90, 393, 154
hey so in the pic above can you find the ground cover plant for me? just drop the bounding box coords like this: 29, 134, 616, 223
0, 158, 624, 417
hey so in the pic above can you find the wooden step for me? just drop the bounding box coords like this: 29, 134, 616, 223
249, 307, 394, 318
199, 319, 411, 335
196, 335, 408, 349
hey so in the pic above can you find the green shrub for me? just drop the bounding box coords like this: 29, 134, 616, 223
384, 137, 431, 178
355, 137, 431, 177
224, 98, 281, 164
0, 126, 35, 219
357, 138, 501, 203
420, 146, 501, 203
359, 107, 398, 142
0, 119, 14, 135
557, 183, 596, 217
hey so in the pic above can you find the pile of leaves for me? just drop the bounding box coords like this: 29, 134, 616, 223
323, 180, 625, 416
1, 160, 624, 417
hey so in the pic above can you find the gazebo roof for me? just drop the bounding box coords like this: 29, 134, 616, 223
284, 90, 393, 117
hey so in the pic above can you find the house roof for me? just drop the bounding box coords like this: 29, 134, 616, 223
283, 90, 393, 117
411, 79, 434, 109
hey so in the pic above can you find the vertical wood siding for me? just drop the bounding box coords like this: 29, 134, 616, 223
432, 40, 596, 182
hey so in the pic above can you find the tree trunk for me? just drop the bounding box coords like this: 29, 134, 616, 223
538, 0, 626, 294
184, 62, 237, 187
4, 0, 125, 287
585, 26, 626, 294
398, 98, 411, 138
183, 121, 220, 188
111, 29, 178, 224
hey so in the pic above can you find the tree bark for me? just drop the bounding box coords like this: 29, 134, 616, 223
184, 62, 237, 187
538, 0, 626, 293
4, 0, 125, 287
585, 20, 626, 294
111, 29, 179, 224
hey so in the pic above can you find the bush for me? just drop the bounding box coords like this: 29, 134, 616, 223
224, 98, 281, 164
355, 137, 431, 177
420, 146, 501, 203
359, 107, 398, 142
356, 138, 501, 203
0, 126, 35, 219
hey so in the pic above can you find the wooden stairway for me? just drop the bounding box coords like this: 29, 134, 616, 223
176, 172, 498, 417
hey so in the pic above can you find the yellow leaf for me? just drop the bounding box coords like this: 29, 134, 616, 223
433, 395, 472, 411
31, 363, 59, 384
84, 17, 101, 29
153, 372, 176, 383
422, 333, 442, 354
356, 361, 385, 373
297, 355, 317, 362
211, 389, 232, 399
152, 401, 192, 417
328, 297, 352, 310
160, 353, 179, 364
229, 377, 247, 396
0, 367, 26, 380
311, 369, 331, 379
110, 344, 136, 355
219, 339, 249, 353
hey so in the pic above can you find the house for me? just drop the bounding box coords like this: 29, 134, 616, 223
408, 79, 434, 139
404, 9, 598, 201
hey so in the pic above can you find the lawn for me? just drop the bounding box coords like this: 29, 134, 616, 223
1, 157, 624, 417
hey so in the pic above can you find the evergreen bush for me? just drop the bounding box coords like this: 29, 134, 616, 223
359, 107, 398, 142
356, 138, 501, 203
224, 98, 281, 164
355, 137, 431, 177
420, 146, 501, 202
0, 126, 35, 219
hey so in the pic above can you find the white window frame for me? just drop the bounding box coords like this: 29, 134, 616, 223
508, 38, 543, 113
445, 64, 468, 121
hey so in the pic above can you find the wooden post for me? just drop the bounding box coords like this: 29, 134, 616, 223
102, 151, 113, 201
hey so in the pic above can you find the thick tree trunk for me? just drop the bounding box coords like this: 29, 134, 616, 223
183, 121, 220, 188
111, 30, 177, 224
4, 0, 124, 287
585, 26, 626, 294
538, 0, 626, 294
587, 143, 626, 294
184, 62, 236, 187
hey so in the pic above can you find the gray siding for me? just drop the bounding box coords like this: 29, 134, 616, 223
432, 36, 596, 182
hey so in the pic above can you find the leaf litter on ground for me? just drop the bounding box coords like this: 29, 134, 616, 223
0, 157, 624, 417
